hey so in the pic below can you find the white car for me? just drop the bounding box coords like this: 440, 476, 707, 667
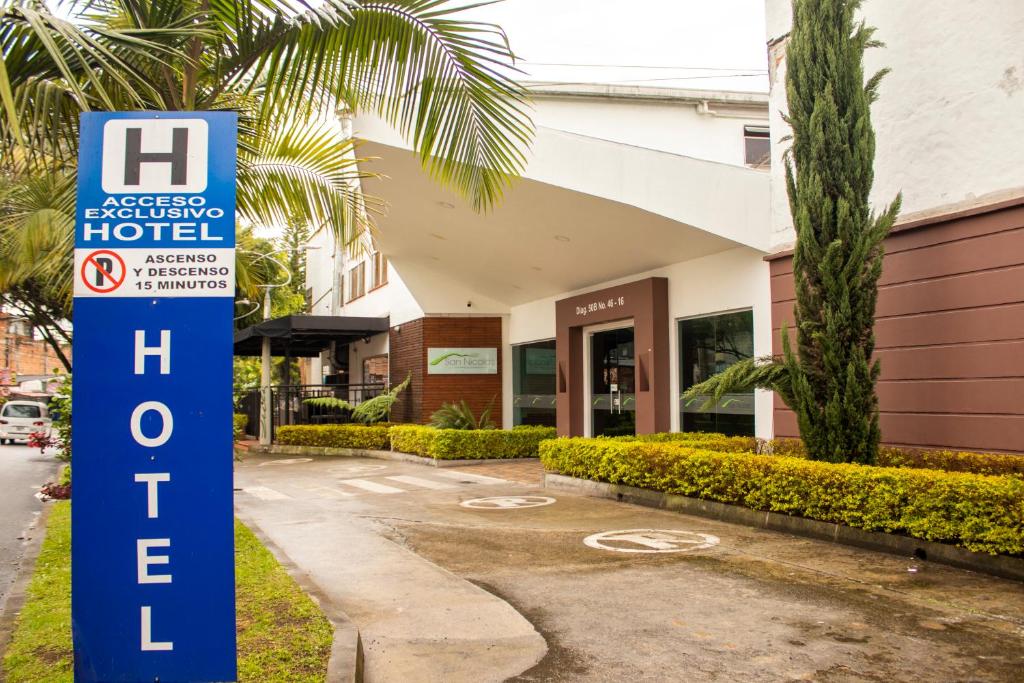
0, 401, 52, 445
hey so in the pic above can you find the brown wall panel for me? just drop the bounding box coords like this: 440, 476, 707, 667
873, 304, 1024, 348
389, 319, 424, 424
875, 341, 1024, 380
879, 227, 1024, 286
875, 266, 1024, 318
878, 413, 1024, 453
876, 379, 1024, 415
766, 199, 1024, 453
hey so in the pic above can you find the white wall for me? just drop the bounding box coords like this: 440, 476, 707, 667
507, 246, 774, 438
348, 332, 389, 384
766, 0, 1024, 247
533, 93, 767, 166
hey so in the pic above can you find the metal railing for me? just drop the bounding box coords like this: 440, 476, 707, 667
238, 382, 387, 440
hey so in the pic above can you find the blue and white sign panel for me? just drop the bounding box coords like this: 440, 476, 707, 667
72, 112, 237, 682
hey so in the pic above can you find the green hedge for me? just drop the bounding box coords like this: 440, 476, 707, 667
612, 432, 757, 453
276, 424, 391, 450
540, 439, 1024, 555
233, 413, 248, 440
761, 438, 1024, 476
390, 425, 556, 460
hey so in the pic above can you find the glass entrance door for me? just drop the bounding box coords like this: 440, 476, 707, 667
590, 327, 636, 437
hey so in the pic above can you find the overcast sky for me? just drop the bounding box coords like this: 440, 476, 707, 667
463, 0, 769, 93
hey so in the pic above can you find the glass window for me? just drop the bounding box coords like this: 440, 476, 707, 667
679, 310, 754, 436
3, 403, 41, 418
744, 125, 770, 168
371, 252, 388, 289
362, 355, 388, 384
512, 340, 556, 427
348, 262, 365, 301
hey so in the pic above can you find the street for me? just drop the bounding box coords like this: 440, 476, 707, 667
234, 454, 1024, 682
0, 442, 59, 609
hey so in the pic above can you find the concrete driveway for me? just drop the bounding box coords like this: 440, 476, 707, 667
234, 454, 1024, 682
0, 442, 59, 609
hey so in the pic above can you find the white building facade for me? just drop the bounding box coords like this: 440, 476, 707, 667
306, 83, 773, 438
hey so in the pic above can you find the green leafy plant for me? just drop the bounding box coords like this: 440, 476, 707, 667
541, 438, 1024, 556
680, 0, 901, 465
48, 374, 71, 462
430, 398, 496, 430
304, 373, 411, 424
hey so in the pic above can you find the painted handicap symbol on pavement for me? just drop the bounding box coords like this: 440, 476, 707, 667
460, 496, 556, 509
583, 529, 720, 553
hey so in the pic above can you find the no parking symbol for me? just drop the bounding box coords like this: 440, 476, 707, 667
80, 249, 126, 293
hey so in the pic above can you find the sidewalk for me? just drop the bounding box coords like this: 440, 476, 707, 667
234, 458, 547, 682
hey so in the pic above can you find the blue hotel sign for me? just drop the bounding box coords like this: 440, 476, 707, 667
72, 112, 238, 682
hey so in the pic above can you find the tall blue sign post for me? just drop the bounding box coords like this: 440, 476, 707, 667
72, 112, 238, 682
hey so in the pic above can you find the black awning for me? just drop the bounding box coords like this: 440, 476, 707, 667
233, 315, 390, 357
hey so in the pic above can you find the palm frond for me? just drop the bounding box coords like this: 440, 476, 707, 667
304, 396, 357, 411
351, 371, 410, 423
257, 0, 533, 210
430, 395, 495, 430
236, 116, 381, 247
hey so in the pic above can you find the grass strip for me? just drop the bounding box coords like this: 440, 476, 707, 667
2, 502, 332, 682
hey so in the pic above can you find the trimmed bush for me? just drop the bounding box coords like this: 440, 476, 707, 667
276, 424, 391, 450
540, 439, 1024, 556
233, 413, 248, 440
389, 425, 556, 460
388, 425, 436, 457
613, 432, 757, 453
760, 438, 1024, 477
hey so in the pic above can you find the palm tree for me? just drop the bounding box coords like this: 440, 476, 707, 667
1, 0, 533, 221
0, 0, 533, 360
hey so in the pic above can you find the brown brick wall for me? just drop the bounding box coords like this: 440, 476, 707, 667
1, 314, 71, 382
389, 316, 503, 426
422, 317, 503, 427
769, 198, 1024, 453
388, 318, 424, 424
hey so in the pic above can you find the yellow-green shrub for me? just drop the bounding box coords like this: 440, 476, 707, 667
540, 438, 1024, 555
387, 425, 436, 457
275, 424, 390, 450
389, 425, 556, 459
760, 438, 1024, 476
613, 431, 757, 452
233, 413, 248, 440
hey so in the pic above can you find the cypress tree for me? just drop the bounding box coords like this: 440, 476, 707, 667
783, 0, 900, 463
682, 0, 900, 464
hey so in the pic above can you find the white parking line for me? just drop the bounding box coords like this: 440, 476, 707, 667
385, 475, 457, 490
300, 485, 357, 499
433, 471, 509, 485
243, 486, 290, 501
338, 478, 406, 494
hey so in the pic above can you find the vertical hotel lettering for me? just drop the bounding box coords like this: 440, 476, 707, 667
132, 329, 174, 650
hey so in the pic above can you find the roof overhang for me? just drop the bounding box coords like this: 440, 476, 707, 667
354, 117, 771, 308
233, 315, 390, 357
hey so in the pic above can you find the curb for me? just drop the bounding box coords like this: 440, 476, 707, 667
236, 513, 364, 683
544, 473, 1024, 582
241, 443, 538, 468
0, 503, 52, 666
